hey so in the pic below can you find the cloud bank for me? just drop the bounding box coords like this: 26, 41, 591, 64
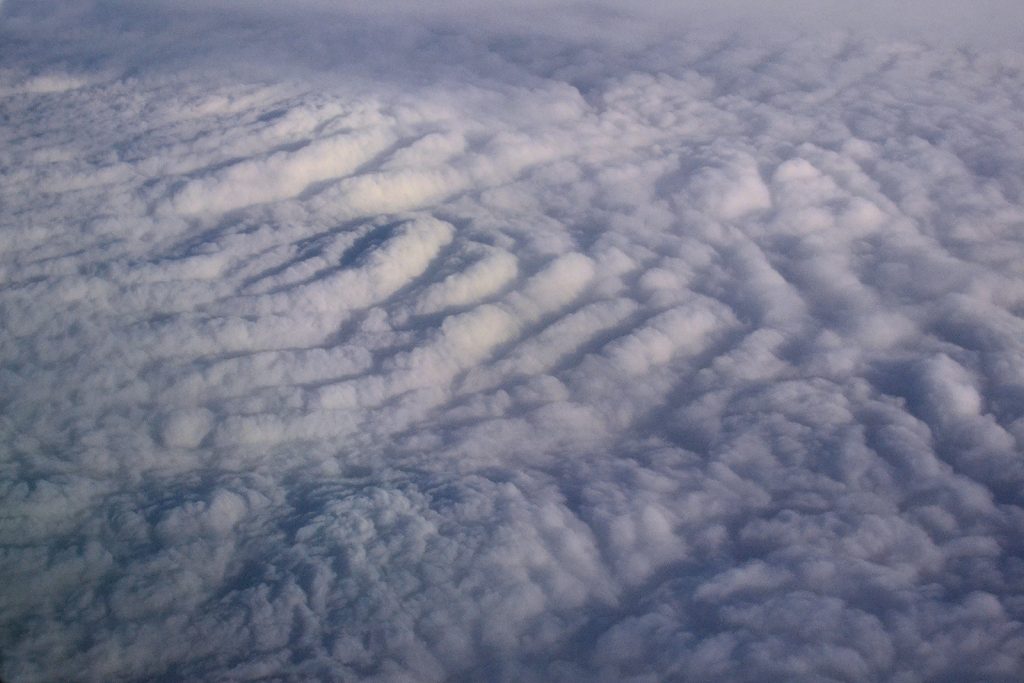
2, 1, 1024, 681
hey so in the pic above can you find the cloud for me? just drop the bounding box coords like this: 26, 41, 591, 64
2, 1, 1024, 682
170, 129, 397, 215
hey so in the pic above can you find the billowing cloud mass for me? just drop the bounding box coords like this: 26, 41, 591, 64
2, 1, 1024, 681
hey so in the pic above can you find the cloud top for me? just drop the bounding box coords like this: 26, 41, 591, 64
1, 2, 1023, 682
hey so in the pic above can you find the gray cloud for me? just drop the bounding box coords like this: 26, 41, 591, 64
2, 1, 1024, 682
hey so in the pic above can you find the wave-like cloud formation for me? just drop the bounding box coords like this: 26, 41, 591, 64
2, 2, 1024, 681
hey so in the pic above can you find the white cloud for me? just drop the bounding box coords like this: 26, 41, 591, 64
171, 128, 397, 215
2, 1, 1024, 682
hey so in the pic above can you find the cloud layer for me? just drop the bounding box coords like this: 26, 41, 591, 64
2, 2, 1024, 681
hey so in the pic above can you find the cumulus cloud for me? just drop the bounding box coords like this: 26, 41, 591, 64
2, 1, 1024, 682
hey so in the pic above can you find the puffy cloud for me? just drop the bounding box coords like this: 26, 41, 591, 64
2, 1, 1024, 682
170, 129, 397, 215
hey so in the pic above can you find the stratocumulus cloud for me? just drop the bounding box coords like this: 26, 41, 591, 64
2, 1, 1024, 682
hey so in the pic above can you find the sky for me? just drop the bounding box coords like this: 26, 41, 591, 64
1, 1, 1024, 681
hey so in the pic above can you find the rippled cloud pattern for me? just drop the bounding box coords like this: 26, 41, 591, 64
2, 2, 1024, 681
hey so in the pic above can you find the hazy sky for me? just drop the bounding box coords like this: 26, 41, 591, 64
2, 2, 1023, 681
